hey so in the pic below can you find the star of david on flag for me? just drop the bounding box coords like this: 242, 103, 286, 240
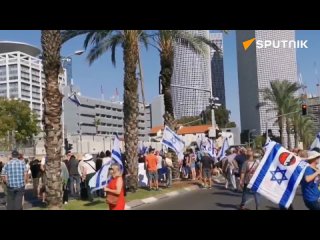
248, 141, 308, 209
270, 166, 288, 185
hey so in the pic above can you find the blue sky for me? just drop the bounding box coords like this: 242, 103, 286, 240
0, 30, 319, 128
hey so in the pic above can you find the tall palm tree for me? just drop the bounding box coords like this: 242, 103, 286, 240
283, 96, 299, 149
151, 30, 216, 178
298, 116, 315, 148
290, 100, 302, 148
263, 80, 300, 146
41, 30, 63, 209
62, 30, 148, 190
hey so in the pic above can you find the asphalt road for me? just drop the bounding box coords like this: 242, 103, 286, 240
135, 183, 308, 210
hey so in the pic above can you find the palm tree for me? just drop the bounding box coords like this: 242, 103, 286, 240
41, 30, 63, 209
290, 101, 302, 148
262, 80, 300, 146
283, 96, 299, 149
151, 30, 216, 178
62, 30, 148, 190
298, 116, 315, 148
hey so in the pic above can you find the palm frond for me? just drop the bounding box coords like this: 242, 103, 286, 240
139, 31, 149, 50
61, 30, 92, 44
86, 34, 122, 66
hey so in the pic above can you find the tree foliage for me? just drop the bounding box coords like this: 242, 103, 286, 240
0, 98, 39, 143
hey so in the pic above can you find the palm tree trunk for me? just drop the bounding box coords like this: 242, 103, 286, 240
286, 117, 292, 149
294, 125, 299, 148
279, 116, 285, 146
41, 30, 63, 209
160, 46, 180, 179
123, 31, 139, 190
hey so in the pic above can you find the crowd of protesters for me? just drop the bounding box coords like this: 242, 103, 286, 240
2, 141, 320, 211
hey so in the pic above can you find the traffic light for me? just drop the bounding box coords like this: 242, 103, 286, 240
302, 104, 307, 115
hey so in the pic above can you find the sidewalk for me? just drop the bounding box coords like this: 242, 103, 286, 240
30, 180, 201, 210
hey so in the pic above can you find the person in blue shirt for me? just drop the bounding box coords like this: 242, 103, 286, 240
1, 150, 28, 210
301, 151, 320, 210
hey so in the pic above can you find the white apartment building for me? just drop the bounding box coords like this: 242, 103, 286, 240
0, 41, 66, 121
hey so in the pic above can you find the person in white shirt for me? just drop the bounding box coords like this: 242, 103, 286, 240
79, 153, 96, 202
164, 152, 173, 188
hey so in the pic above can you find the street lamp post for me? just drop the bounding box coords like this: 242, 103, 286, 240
170, 84, 220, 137
60, 50, 84, 155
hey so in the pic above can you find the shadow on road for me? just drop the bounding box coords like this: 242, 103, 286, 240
212, 191, 241, 197
215, 203, 239, 210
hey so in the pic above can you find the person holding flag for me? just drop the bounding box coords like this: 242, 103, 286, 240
104, 163, 125, 210
300, 151, 320, 210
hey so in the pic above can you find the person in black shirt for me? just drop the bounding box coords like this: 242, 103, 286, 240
30, 159, 41, 198
201, 152, 214, 189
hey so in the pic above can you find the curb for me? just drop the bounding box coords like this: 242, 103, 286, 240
125, 185, 199, 210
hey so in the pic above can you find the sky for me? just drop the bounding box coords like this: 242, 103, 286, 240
0, 30, 319, 128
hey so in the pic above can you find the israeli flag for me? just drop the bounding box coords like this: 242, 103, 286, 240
68, 92, 81, 106
161, 126, 185, 156
310, 132, 320, 150
138, 142, 148, 155
89, 158, 113, 193
89, 135, 124, 192
248, 141, 308, 209
217, 138, 229, 160
111, 135, 123, 173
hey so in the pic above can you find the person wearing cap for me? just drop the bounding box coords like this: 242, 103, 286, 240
79, 153, 96, 202
300, 151, 320, 210
1, 150, 28, 210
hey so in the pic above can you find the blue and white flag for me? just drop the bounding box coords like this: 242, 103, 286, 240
68, 92, 81, 106
138, 142, 148, 155
89, 158, 113, 193
89, 135, 124, 192
217, 138, 229, 160
112, 135, 123, 173
248, 141, 308, 209
161, 126, 185, 156
310, 132, 320, 150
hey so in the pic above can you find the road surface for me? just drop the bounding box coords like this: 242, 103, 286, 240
135, 183, 308, 210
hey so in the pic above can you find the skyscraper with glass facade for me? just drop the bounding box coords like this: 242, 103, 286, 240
171, 30, 212, 119
236, 30, 298, 147
210, 33, 226, 106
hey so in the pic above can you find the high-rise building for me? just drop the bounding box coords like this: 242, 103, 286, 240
63, 85, 151, 141
210, 33, 226, 106
236, 30, 298, 147
171, 30, 212, 119
0, 41, 66, 121
151, 94, 165, 127
62, 57, 72, 85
